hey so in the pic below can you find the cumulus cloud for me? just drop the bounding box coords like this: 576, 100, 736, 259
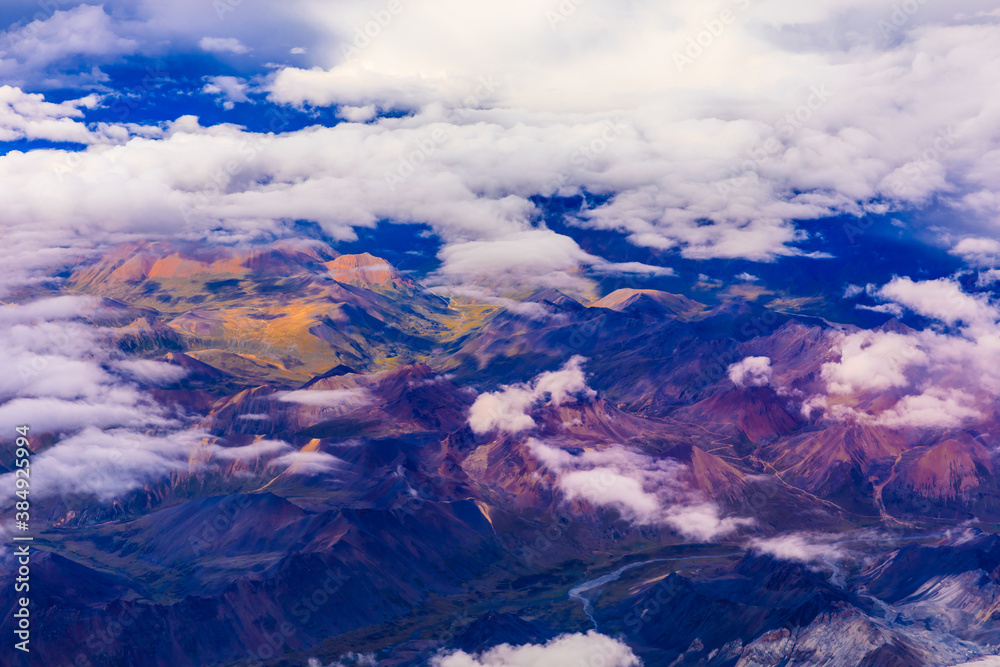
202, 76, 250, 110
0, 0, 998, 280
336, 104, 377, 122
872, 388, 981, 429
468, 356, 595, 434
254, 0, 1000, 263
821, 331, 925, 395
951, 237, 1000, 268
0, 5, 137, 87
0, 294, 96, 325
843, 284, 864, 299
436, 231, 595, 292
528, 440, 750, 541
430, 631, 640, 667
0, 85, 104, 143
813, 278, 1000, 428
876, 277, 998, 328
727, 356, 772, 387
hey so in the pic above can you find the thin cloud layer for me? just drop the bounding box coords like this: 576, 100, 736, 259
748, 532, 846, 566
2, 427, 200, 502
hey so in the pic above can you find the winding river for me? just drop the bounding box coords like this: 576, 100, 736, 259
568, 553, 743, 629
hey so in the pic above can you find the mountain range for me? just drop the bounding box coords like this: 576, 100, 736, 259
2, 240, 999, 666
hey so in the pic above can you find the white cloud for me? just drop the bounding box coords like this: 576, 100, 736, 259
278, 387, 372, 408
198, 37, 250, 55
202, 76, 250, 110
431, 631, 640, 667
0, 395, 171, 436
977, 269, 1000, 288
874, 388, 981, 429
308, 654, 378, 667
0, 427, 201, 502
436, 231, 598, 292
468, 385, 537, 435
336, 104, 377, 122
748, 533, 846, 565
0, 85, 105, 143
843, 284, 864, 298
821, 330, 925, 395
727, 356, 772, 387
210, 439, 292, 460
1, 0, 999, 273
528, 440, 750, 541
0, 299, 180, 436
468, 356, 595, 434
113, 359, 189, 384
813, 278, 1000, 428
0, 294, 96, 325
877, 277, 998, 328
269, 450, 344, 475
0, 297, 218, 505
251, 0, 1000, 263
951, 237, 1000, 268
0, 5, 137, 87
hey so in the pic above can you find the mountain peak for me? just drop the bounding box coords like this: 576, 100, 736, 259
325, 253, 414, 291
523, 288, 585, 311
590, 288, 704, 319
